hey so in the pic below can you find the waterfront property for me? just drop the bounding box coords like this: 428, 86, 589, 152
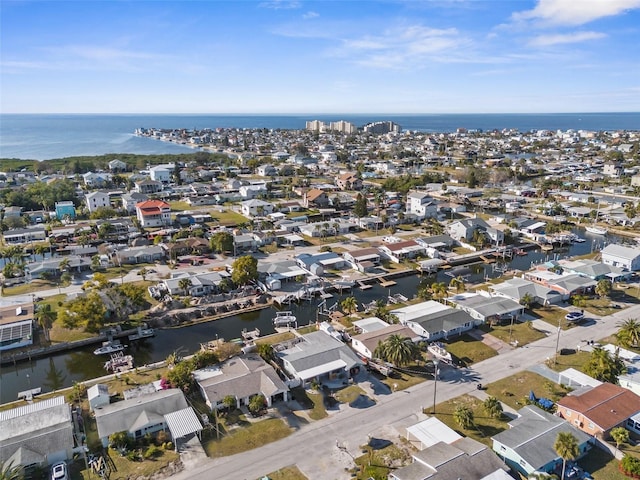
601, 243, 640, 271
446, 291, 524, 324
489, 277, 563, 306
0, 396, 75, 471
93, 388, 193, 448
350, 323, 419, 360
0, 303, 34, 352
87, 384, 110, 412
276, 331, 364, 388
556, 383, 640, 439
492, 405, 591, 478
194, 354, 289, 410
392, 301, 477, 341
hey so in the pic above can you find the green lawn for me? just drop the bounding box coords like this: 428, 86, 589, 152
168, 200, 191, 211
379, 363, 429, 391
208, 209, 249, 226
76, 448, 180, 480
263, 465, 308, 480
3, 279, 58, 296
353, 443, 413, 480
203, 418, 293, 457
530, 306, 568, 329
290, 387, 327, 420
444, 334, 499, 366
478, 320, 547, 347
484, 371, 571, 410
578, 446, 625, 480
333, 385, 366, 404
545, 350, 593, 374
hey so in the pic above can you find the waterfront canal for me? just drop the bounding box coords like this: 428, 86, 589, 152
0, 228, 624, 403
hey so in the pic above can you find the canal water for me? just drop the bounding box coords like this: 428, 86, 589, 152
0, 228, 628, 403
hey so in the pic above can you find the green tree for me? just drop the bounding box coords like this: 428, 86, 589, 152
595, 279, 612, 298
248, 394, 266, 415
449, 276, 465, 293
373, 335, 419, 367
166, 359, 195, 392
257, 343, 275, 363
137, 267, 149, 281
353, 193, 368, 218
584, 346, 626, 383
340, 296, 358, 315
611, 426, 629, 456
35, 303, 55, 343
231, 255, 258, 285
209, 231, 234, 254
616, 318, 640, 348
223, 395, 237, 411
520, 292, 534, 309
430, 282, 448, 302
0, 461, 24, 480
178, 278, 192, 296
453, 405, 474, 429
57, 291, 106, 332
109, 431, 132, 451
483, 396, 503, 419
553, 432, 579, 480
417, 280, 433, 300
118, 283, 147, 307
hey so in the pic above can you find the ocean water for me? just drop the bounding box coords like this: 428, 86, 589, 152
1, 112, 639, 161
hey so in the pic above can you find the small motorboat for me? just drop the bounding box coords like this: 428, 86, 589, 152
94, 340, 125, 355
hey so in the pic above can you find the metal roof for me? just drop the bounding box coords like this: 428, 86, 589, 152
164, 407, 202, 440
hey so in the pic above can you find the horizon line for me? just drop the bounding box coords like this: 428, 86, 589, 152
2, 111, 640, 116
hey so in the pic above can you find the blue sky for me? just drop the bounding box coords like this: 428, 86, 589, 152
1, 0, 639, 114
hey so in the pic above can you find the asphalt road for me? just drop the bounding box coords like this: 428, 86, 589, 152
170, 303, 632, 480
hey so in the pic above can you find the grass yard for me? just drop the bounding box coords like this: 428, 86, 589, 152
444, 334, 498, 366
290, 387, 327, 420
208, 209, 249, 226
530, 306, 570, 329
3, 279, 58, 296
254, 331, 296, 345
263, 465, 308, 480
484, 371, 572, 410
545, 350, 592, 374
478, 320, 547, 347
379, 364, 429, 391
353, 443, 414, 480
429, 394, 510, 448
203, 417, 293, 457
76, 448, 180, 480
582, 291, 637, 316
333, 385, 366, 404
168, 200, 192, 211
578, 446, 625, 480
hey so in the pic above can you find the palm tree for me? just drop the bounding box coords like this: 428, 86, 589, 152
483, 396, 503, 419
453, 405, 474, 429
35, 303, 55, 343
373, 335, 418, 367
595, 279, 612, 298
616, 318, 640, 348
0, 460, 24, 480
584, 345, 625, 383
57, 257, 70, 275
430, 282, 448, 302
178, 278, 192, 296
611, 426, 629, 457
553, 432, 579, 480
340, 296, 358, 316
34, 243, 48, 263
449, 276, 465, 294
520, 293, 534, 309
138, 267, 149, 282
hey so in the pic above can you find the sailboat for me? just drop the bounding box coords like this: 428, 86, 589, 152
585, 201, 608, 235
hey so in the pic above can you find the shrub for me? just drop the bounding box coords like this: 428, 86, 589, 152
144, 445, 163, 459
620, 455, 640, 476
125, 450, 139, 462
155, 430, 169, 446
163, 442, 174, 450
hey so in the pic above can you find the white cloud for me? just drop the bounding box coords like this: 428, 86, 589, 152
512, 0, 640, 26
529, 31, 607, 46
302, 11, 319, 20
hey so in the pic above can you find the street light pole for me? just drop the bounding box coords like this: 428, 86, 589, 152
554, 319, 562, 364
432, 358, 440, 414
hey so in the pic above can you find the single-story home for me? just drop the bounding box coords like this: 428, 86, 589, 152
489, 277, 563, 306
601, 244, 640, 271
391, 301, 477, 341
351, 324, 420, 360
0, 303, 34, 352
446, 292, 524, 324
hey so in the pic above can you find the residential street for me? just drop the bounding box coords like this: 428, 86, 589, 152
170, 303, 633, 480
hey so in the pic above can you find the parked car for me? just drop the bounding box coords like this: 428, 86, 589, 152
565, 311, 585, 323
50, 462, 68, 480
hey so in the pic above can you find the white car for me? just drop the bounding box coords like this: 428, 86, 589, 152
50, 462, 68, 480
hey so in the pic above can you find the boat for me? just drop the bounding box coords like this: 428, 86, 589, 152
128, 325, 155, 342
514, 248, 528, 256
93, 340, 125, 356
427, 342, 453, 362
585, 226, 608, 235
104, 352, 134, 372
273, 311, 297, 327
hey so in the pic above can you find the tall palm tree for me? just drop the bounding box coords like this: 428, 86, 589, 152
449, 276, 466, 294
453, 405, 474, 429
373, 334, 418, 367
483, 396, 503, 419
35, 303, 56, 343
178, 278, 193, 296
34, 243, 48, 263
340, 296, 358, 316
616, 318, 640, 348
0, 460, 24, 480
430, 282, 448, 302
553, 432, 579, 480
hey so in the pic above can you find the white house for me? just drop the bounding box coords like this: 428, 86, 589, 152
446, 292, 524, 324
406, 191, 438, 219
351, 324, 419, 360
241, 199, 274, 217
135, 199, 171, 228
108, 159, 127, 172
82, 172, 111, 187
601, 244, 640, 271
85, 191, 111, 213
239, 184, 268, 199
149, 164, 174, 183
391, 301, 477, 340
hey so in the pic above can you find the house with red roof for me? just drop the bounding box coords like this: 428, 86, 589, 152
557, 382, 640, 439
135, 200, 172, 228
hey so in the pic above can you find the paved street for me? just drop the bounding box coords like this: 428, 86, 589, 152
170, 303, 634, 480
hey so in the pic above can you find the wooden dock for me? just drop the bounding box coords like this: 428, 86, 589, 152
379, 278, 397, 287
480, 255, 496, 264
357, 281, 372, 290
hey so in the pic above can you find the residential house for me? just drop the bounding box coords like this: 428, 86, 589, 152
556, 258, 629, 282
161, 270, 231, 297
108, 159, 127, 172
343, 247, 381, 273
446, 292, 524, 324
303, 188, 329, 208
2, 226, 47, 245
391, 436, 511, 480
94, 388, 194, 448
27, 255, 92, 278
239, 184, 267, 199
85, 191, 111, 213
523, 270, 596, 299
121, 193, 149, 214
392, 301, 477, 341
448, 217, 504, 245
3, 206, 22, 219
135, 179, 163, 194
87, 384, 110, 412
0, 396, 75, 471
489, 277, 563, 306
241, 199, 274, 217
295, 252, 345, 276
113, 245, 165, 265
557, 382, 640, 439
406, 191, 438, 219
194, 354, 289, 410
601, 244, 640, 271
149, 164, 174, 183
0, 303, 34, 352
378, 240, 426, 263
54, 201, 76, 221
135, 199, 171, 228
336, 172, 362, 191
351, 324, 419, 360
277, 331, 364, 387
492, 405, 591, 478
256, 164, 277, 176
233, 233, 259, 253
82, 172, 111, 188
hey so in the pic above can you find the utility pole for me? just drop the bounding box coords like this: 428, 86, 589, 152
432, 358, 440, 414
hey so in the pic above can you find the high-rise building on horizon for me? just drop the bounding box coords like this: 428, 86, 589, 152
362, 121, 402, 134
